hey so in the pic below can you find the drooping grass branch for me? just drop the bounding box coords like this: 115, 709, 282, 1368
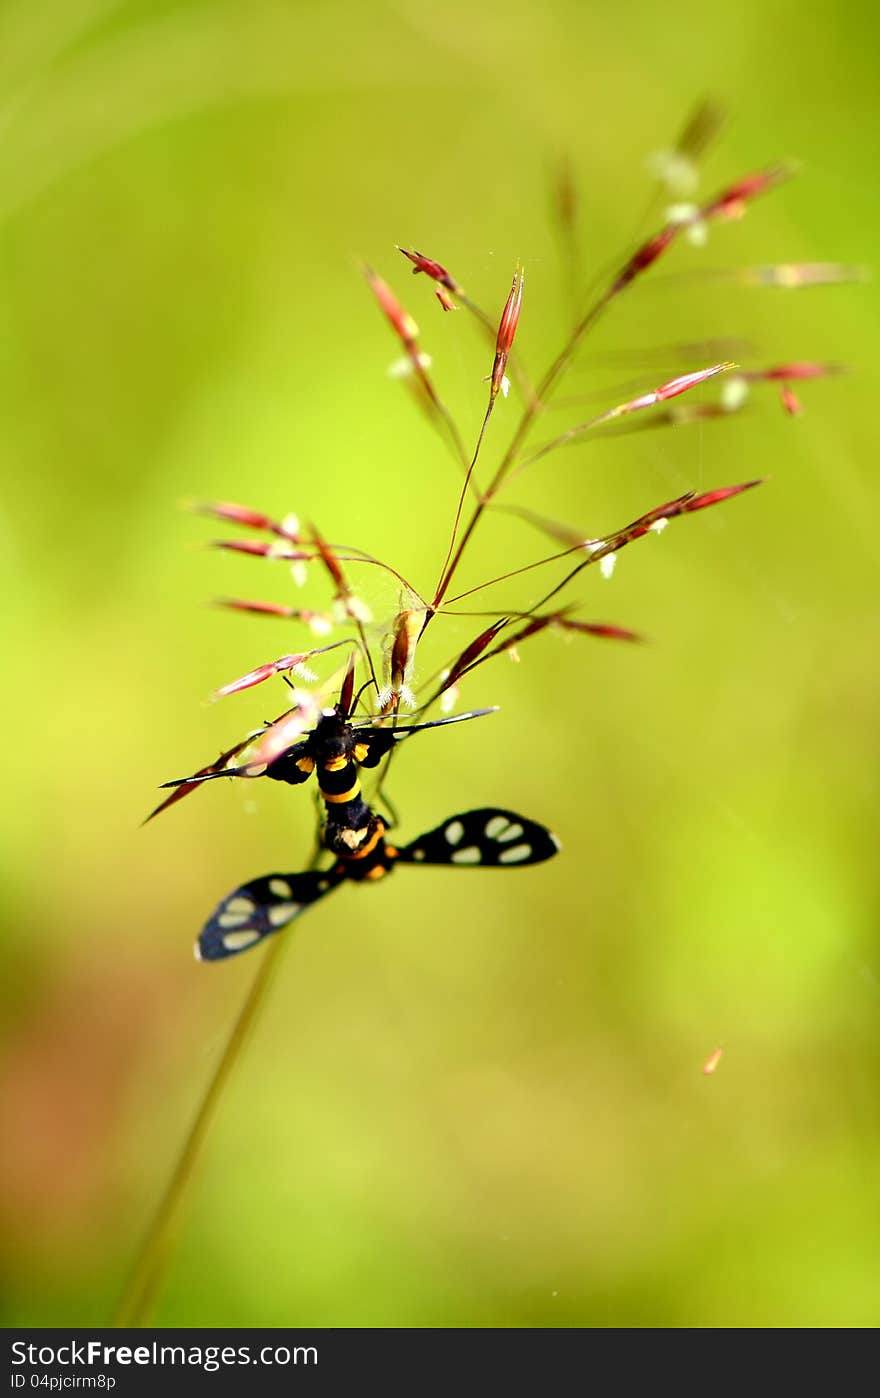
428, 162, 792, 614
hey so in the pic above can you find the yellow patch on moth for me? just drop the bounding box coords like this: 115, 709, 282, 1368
340, 827, 368, 850
267, 902, 300, 926
444, 820, 465, 845
323, 755, 349, 772
321, 784, 360, 804
223, 930, 262, 951
499, 844, 532, 864
451, 846, 482, 865
295, 756, 315, 774
218, 912, 249, 928
345, 826, 384, 861
496, 822, 524, 843
226, 896, 255, 914
353, 742, 370, 762
269, 878, 293, 899
365, 865, 386, 881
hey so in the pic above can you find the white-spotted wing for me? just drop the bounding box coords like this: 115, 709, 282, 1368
397, 808, 560, 868
197, 867, 344, 962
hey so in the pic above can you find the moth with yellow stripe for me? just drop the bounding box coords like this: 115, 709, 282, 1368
152, 696, 559, 962
152, 704, 497, 823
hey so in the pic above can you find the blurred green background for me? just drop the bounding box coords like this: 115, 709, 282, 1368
1, 0, 878, 1329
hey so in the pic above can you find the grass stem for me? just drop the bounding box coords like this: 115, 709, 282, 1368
112, 934, 290, 1326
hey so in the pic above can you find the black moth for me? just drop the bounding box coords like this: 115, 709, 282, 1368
155, 703, 560, 962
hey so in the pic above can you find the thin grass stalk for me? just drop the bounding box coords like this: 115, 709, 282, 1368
112, 931, 292, 1326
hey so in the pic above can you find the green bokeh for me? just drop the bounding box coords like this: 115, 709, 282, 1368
2, 0, 878, 1328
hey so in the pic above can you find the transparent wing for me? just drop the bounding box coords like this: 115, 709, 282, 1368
155, 737, 313, 800
145, 735, 259, 823
353, 709, 497, 769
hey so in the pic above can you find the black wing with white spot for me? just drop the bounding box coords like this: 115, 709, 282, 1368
396, 808, 560, 868
197, 866, 345, 962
